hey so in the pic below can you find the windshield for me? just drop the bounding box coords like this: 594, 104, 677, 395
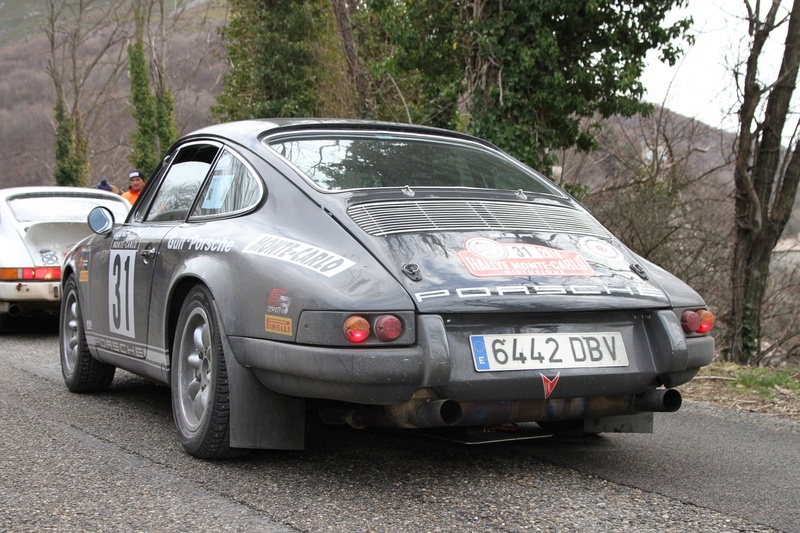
267, 134, 562, 196
8, 194, 130, 223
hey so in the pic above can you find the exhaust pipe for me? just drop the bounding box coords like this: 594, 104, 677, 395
633, 388, 682, 413
7, 305, 21, 317
334, 389, 682, 430
346, 399, 463, 429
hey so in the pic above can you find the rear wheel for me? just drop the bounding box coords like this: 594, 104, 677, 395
60, 274, 115, 392
171, 285, 237, 459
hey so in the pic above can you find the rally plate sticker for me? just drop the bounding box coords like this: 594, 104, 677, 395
470, 332, 628, 372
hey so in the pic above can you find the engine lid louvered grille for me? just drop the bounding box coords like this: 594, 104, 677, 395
348, 200, 611, 237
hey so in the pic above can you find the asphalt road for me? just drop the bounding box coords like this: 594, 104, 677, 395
1, 319, 797, 532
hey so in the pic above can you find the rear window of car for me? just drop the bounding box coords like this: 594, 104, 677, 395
7, 195, 129, 223
266, 134, 562, 196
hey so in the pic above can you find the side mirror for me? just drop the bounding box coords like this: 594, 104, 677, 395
88, 206, 115, 235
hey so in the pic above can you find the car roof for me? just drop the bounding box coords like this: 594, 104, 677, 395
181, 118, 495, 150
0, 186, 129, 202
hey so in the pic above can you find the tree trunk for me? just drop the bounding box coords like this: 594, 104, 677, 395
330, 0, 373, 118
731, 222, 780, 361
730, 0, 800, 363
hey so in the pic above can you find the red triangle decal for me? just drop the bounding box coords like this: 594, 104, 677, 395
540, 372, 560, 399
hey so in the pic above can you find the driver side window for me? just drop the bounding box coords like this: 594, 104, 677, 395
144, 144, 220, 223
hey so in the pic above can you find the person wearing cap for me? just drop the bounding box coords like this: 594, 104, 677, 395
121, 170, 146, 205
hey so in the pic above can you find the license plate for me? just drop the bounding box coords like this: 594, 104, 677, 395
470, 332, 628, 371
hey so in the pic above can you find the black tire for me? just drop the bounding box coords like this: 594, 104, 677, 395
59, 274, 116, 392
171, 285, 236, 459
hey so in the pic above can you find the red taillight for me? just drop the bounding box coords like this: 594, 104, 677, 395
37, 267, 60, 280
681, 309, 715, 334
0, 267, 61, 281
374, 314, 403, 341
343, 314, 406, 343
696, 309, 715, 334
343, 315, 370, 343
680, 310, 700, 332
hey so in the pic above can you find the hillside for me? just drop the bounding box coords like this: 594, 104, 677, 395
0, 1, 226, 191
0, 2, 46, 46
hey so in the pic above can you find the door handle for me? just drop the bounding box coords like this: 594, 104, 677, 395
141, 245, 157, 263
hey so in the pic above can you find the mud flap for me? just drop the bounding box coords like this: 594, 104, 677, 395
216, 308, 305, 450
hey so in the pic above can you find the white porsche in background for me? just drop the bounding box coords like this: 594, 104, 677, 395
0, 186, 130, 332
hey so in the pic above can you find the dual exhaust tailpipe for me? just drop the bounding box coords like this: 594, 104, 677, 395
336, 389, 681, 430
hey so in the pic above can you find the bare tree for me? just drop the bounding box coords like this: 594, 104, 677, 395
730, 0, 800, 363
43, 0, 226, 186
568, 109, 734, 319
761, 242, 800, 363
137, 0, 226, 132
45, 0, 132, 185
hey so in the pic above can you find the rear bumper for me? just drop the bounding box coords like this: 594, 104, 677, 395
229, 315, 448, 404
229, 310, 714, 406
0, 281, 60, 315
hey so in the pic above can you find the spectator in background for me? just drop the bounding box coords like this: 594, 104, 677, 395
121, 170, 145, 205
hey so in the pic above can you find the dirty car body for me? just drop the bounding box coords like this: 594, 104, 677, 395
60, 119, 715, 458
0, 187, 129, 330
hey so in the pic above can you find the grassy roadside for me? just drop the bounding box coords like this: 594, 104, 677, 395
678, 360, 800, 421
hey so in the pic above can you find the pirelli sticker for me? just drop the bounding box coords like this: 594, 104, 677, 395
458, 237, 594, 278
265, 315, 293, 336
243, 234, 355, 277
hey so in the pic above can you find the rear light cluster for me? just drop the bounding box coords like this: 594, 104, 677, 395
680, 309, 715, 334
0, 267, 61, 281
343, 314, 404, 343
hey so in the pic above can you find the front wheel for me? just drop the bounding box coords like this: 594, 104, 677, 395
60, 274, 115, 392
171, 285, 236, 459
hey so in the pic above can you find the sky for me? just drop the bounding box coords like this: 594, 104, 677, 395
641, 1, 791, 133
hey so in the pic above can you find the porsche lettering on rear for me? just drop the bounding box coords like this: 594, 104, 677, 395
414, 283, 667, 302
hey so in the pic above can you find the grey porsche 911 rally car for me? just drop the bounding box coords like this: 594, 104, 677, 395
59, 119, 715, 458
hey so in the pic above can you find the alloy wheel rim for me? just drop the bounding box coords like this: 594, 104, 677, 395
62, 293, 80, 375
178, 307, 212, 432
